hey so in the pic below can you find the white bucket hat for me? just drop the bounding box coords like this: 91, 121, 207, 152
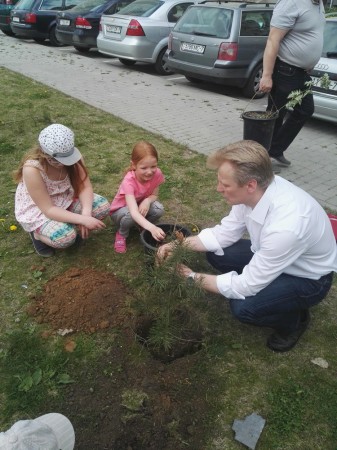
0, 413, 75, 450
38, 124, 82, 166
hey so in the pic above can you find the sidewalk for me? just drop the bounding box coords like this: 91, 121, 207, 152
1, 33, 336, 210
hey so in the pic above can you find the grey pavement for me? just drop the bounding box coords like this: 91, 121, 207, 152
1, 33, 337, 210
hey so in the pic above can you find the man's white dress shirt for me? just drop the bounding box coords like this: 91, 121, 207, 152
198, 176, 337, 299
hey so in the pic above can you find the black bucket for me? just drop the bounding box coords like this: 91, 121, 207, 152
242, 110, 278, 151
140, 223, 191, 253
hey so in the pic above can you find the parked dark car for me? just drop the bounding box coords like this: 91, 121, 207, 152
0, 0, 19, 36
10, 0, 80, 45
55, 0, 133, 52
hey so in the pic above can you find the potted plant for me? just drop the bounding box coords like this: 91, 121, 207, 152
241, 73, 331, 150
140, 223, 192, 254
241, 107, 279, 151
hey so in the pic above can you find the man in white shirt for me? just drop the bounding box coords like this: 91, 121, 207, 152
157, 140, 337, 352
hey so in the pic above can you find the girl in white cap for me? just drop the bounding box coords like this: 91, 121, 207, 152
14, 124, 110, 257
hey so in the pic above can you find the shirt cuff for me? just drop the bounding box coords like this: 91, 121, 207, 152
216, 272, 245, 300
198, 228, 224, 255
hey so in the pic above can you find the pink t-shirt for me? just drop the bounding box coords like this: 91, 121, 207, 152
110, 168, 165, 213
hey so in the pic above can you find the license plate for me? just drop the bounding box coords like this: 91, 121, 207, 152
12, 16, 20, 22
60, 19, 70, 26
312, 76, 337, 91
180, 42, 205, 54
106, 24, 121, 34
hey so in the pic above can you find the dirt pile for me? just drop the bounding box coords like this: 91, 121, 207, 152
26, 267, 130, 334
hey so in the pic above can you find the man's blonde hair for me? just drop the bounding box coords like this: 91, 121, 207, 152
207, 140, 274, 190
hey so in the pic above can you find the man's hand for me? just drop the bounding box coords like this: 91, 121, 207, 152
259, 74, 273, 93
156, 241, 175, 263
177, 264, 192, 278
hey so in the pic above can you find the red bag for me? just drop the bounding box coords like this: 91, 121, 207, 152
327, 213, 337, 241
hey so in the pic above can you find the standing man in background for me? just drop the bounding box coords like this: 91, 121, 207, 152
259, 0, 325, 167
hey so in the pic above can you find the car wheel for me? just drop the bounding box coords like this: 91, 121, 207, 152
155, 47, 173, 75
49, 26, 63, 47
242, 63, 265, 99
185, 76, 203, 83
74, 46, 90, 53
1, 29, 15, 37
119, 58, 136, 66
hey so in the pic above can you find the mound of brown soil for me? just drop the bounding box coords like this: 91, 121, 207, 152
26, 267, 130, 334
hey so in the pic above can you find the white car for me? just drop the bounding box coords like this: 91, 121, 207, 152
310, 17, 337, 124
97, 0, 200, 75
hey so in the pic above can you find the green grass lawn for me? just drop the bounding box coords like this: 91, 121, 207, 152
1, 67, 337, 449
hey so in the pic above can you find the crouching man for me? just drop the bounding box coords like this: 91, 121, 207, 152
157, 140, 337, 352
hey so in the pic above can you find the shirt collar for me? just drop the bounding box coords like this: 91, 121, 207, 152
248, 177, 277, 224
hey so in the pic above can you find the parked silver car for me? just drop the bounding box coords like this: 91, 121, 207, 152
166, 2, 273, 97
310, 17, 337, 124
97, 0, 200, 74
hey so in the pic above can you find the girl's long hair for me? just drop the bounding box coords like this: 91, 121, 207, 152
13, 146, 88, 197
124, 141, 159, 174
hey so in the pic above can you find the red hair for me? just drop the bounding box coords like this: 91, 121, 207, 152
126, 141, 158, 172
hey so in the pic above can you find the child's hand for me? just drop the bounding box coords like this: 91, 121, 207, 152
81, 216, 106, 231
150, 225, 166, 241
138, 199, 151, 217
78, 224, 90, 239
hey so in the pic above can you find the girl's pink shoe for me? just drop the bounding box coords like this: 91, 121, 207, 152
114, 232, 127, 253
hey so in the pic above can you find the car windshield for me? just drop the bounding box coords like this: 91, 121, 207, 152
67, 0, 105, 12
322, 21, 337, 58
116, 0, 163, 17
173, 6, 233, 39
13, 0, 34, 9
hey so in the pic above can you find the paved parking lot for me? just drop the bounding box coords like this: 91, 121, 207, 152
1, 33, 336, 210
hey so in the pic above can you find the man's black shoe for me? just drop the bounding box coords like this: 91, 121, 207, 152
267, 310, 310, 352
30, 232, 55, 257
270, 155, 291, 167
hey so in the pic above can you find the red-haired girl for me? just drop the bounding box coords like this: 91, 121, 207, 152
110, 141, 165, 253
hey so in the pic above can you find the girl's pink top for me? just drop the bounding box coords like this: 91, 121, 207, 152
15, 160, 74, 231
110, 168, 165, 213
